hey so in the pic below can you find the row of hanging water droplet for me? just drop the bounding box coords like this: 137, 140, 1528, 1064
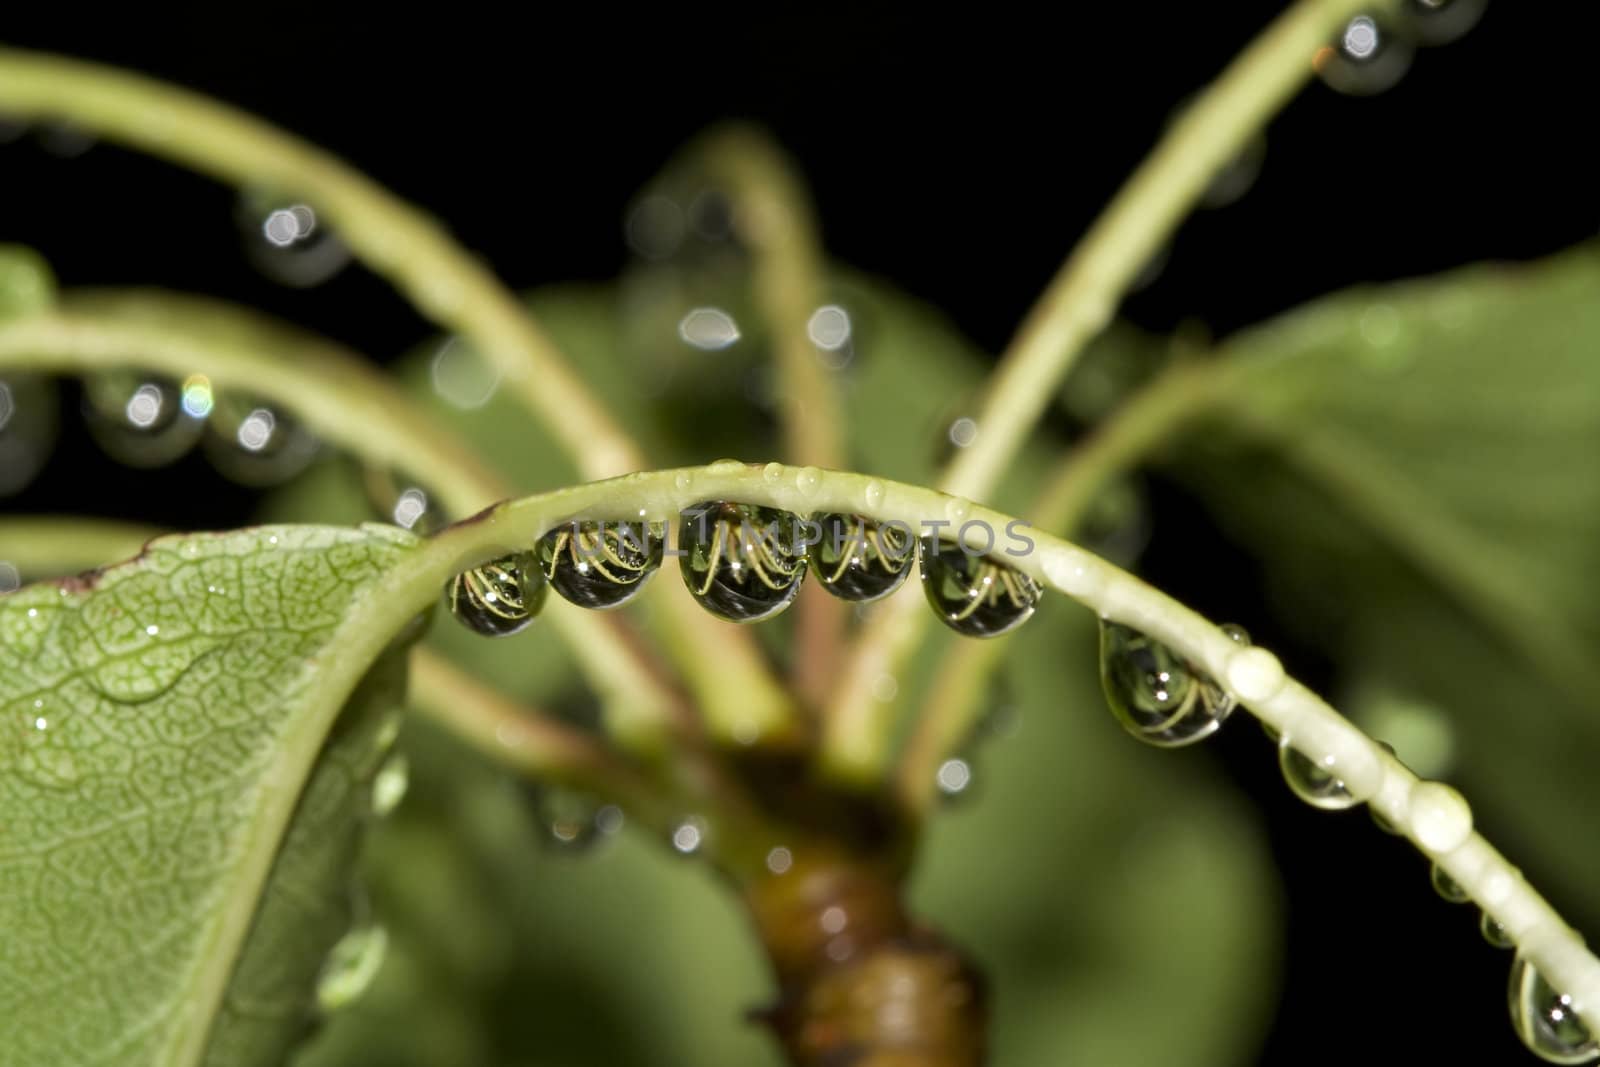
445, 501, 1044, 637
1102, 617, 1596, 1064
0, 370, 318, 492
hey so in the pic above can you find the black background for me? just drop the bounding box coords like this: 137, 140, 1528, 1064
4, 3, 1595, 1063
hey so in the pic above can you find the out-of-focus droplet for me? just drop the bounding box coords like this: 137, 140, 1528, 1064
1315, 14, 1413, 96
82, 374, 204, 468
678, 501, 807, 622
919, 537, 1041, 638
1099, 620, 1246, 747
362, 467, 446, 534
0, 561, 19, 593
536, 520, 664, 609
807, 304, 855, 369
202, 393, 319, 486
370, 753, 409, 817
1402, 0, 1487, 46
689, 189, 734, 242
1509, 953, 1600, 1064
446, 552, 547, 637
594, 804, 625, 836
946, 416, 979, 449
671, 816, 706, 855
1079, 478, 1152, 567
625, 193, 687, 260
1482, 913, 1515, 950
1431, 863, 1469, 903
935, 757, 973, 798
678, 307, 741, 350
537, 788, 603, 852
180, 374, 214, 419
36, 124, 95, 158
238, 195, 350, 287
1201, 134, 1267, 209
809, 512, 914, 603
0, 375, 58, 498
315, 925, 388, 1012
1279, 738, 1360, 811
429, 336, 501, 410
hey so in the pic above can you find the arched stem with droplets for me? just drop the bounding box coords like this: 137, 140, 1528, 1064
820, 0, 1397, 782
6, 463, 1597, 1032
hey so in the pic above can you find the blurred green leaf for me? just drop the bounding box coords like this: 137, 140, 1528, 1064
0, 525, 416, 1066
1169, 244, 1600, 923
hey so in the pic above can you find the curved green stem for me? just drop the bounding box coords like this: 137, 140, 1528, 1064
690, 126, 848, 708
0, 294, 685, 746
0, 47, 639, 480
0, 515, 159, 577
313, 461, 1600, 1030
822, 0, 1388, 779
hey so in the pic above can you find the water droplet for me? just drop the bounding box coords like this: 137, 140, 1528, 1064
678, 501, 807, 622
238, 195, 351, 287
594, 804, 625, 836
81, 373, 206, 469
1098, 621, 1245, 746
762, 461, 784, 483
1315, 14, 1413, 96
534, 787, 605, 852
1079, 478, 1152, 566
671, 816, 706, 855
919, 537, 1041, 638
624, 193, 686, 259
0, 375, 57, 498
674, 471, 694, 492
446, 552, 547, 637
1431, 863, 1469, 903
1482, 913, 1515, 950
535, 520, 663, 610
678, 307, 741, 350
362, 468, 445, 533
935, 757, 973, 797
1201, 133, 1266, 209
370, 753, 409, 817
807, 304, 855, 369
1510, 954, 1600, 1064
795, 466, 822, 497
0, 561, 19, 594
863, 479, 886, 510
1279, 738, 1359, 811
947, 417, 978, 449
316, 925, 388, 1012
1402, 0, 1486, 45
428, 336, 502, 411
808, 513, 914, 603
203, 394, 319, 486
765, 846, 793, 874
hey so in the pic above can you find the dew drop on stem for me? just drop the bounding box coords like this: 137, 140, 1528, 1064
536, 520, 664, 610
1098, 621, 1246, 746
1431, 863, 1469, 903
82, 373, 205, 468
446, 552, 547, 637
1481, 912, 1515, 950
1315, 13, 1413, 96
808, 513, 914, 604
918, 537, 1040, 638
237, 194, 351, 288
1509, 953, 1600, 1064
1278, 738, 1360, 811
678, 501, 807, 623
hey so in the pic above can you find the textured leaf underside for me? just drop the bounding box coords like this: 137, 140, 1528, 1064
0, 524, 416, 1067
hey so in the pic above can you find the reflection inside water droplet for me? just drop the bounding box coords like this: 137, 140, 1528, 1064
678, 502, 807, 622
1099, 621, 1245, 746
1279, 738, 1359, 811
447, 552, 547, 637
809, 513, 914, 603
918, 537, 1040, 638
536, 520, 664, 610
1509, 953, 1600, 1064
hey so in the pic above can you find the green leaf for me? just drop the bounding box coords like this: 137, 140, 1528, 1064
1169, 243, 1600, 921
0, 524, 418, 1067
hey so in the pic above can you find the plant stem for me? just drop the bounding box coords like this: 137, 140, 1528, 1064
0, 48, 638, 480
896, 356, 1223, 812
0, 54, 801, 748
315, 461, 1600, 1033
691, 126, 849, 709
0, 295, 686, 747
0, 515, 159, 577
821, 0, 1388, 783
